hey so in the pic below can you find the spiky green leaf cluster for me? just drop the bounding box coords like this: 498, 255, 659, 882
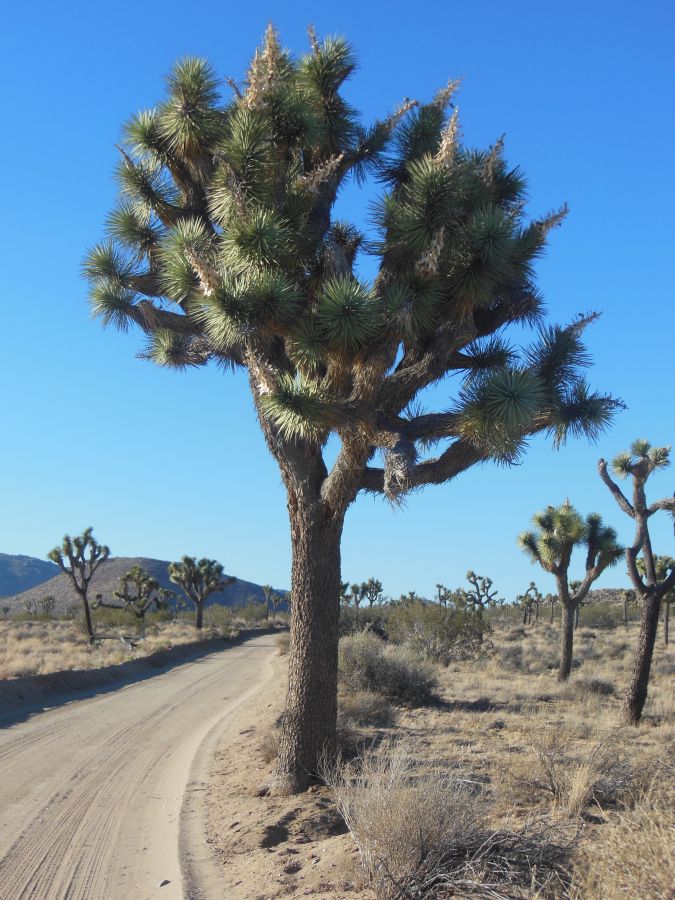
83, 27, 619, 486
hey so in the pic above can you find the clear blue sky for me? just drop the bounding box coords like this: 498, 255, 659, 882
1, 0, 673, 600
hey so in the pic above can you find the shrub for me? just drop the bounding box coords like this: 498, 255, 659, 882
387, 601, 485, 664
338, 633, 437, 705
234, 601, 268, 623
276, 631, 290, 655
338, 689, 396, 728
327, 742, 575, 899
339, 605, 389, 638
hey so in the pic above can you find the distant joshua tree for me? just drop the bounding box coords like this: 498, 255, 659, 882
1, 606, 9, 619
361, 578, 384, 607
48, 528, 110, 642
270, 591, 285, 620
168, 556, 234, 630
435, 584, 452, 607
519, 502, 622, 681
39, 595, 57, 617
465, 571, 502, 619
94, 564, 174, 636
599, 440, 675, 722
516, 582, 542, 625
262, 584, 274, 620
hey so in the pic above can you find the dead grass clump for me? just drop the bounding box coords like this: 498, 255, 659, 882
564, 676, 615, 700
338, 689, 396, 728
338, 633, 437, 705
526, 729, 634, 817
275, 631, 290, 655
328, 742, 575, 899
571, 784, 675, 899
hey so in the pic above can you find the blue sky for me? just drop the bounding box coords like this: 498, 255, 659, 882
1, 0, 673, 600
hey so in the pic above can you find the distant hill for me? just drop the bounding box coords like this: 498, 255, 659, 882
2, 555, 287, 614
0, 554, 59, 598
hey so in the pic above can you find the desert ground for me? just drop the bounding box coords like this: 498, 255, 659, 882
0, 614, 672, 899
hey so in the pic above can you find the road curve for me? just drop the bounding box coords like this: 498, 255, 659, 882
0, 633, 277, 900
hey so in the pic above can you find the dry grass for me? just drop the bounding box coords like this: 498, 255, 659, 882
0, 619, 228, 679
327, 741, 576, 899
326, 618, 674, 898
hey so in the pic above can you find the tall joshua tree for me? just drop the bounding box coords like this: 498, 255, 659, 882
168, 556, 234, 629
83, 28, 619, 792
48, 528, 110, 642
599, 441, 675, 722
519, 502, 623, 680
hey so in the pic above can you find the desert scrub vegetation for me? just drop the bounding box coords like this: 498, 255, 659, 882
310, 616, 673, 898
338, 632, 437, 705
328, 741, 576, 899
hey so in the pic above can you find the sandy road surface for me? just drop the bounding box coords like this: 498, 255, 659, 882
0, 633, 277, 900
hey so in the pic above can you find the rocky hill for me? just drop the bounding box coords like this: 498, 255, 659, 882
0, 554, 59, 598
2, 555, 286, 614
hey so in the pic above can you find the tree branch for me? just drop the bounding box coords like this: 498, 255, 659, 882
360, 438, 484, 495
598, 459, 635, 517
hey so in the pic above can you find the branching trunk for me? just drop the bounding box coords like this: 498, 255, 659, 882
624, 591, 661, 724
272, 501, 344, 794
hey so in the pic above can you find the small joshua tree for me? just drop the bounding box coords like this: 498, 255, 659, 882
1, 606, 9, 619
544, 592, 558, 624
435, 584, 452, 607
168, 556, 234, 629
39, 595, 57, 617
599, 441, 675, 722
361, 578, 384, 607
262, 584, 274, 620
621, 588, 637, 627
516, 581, 542, 625
349, 583, 365, 610
270, 590, 285, 620
94, 564, 173, 636
519, 502, 623, 680
48, 528, 110, 642
465, 571, 501, 619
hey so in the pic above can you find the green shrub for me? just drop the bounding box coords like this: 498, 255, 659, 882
339, 605, 389, 637
338, 632, 436, 705
387, 601, 485, 664
234, 601, 268, 623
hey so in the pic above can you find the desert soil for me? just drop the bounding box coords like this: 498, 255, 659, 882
0, 632, 277, 900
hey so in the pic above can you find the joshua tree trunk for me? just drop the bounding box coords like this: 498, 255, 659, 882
624, 594, 628, 626
550, 602, 555, 624
522, 606, 528, 625
195, 601, 204, 630
625, 591, 661, 724
272, 500, 344, 794
81, 593, 95, 643
574, 605, 580, 630
665, 603, 670, 646
559, 604, 575, 681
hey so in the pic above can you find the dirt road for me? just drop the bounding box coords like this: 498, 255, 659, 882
0, 633, 277, 899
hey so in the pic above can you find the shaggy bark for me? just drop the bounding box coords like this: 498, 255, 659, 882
559, 603, 575, 682
272, 501, 344, 793
624, 592, 661, 724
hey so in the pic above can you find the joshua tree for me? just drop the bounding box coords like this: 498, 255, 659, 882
516, 581, 541, 624
262, 584, 274, 620
349, 583, 365, 610
168, 556, 233, 629
270, 590, 285, 620
519, 502, 623, 680
544, 592, 558, 623
361, 577, 384, 607
83, 29, 619, 791
339, 581, 351, 607
621, 588, 637, 627
465, 571, 501, 620
599, 441, 675, 722
23, 598, 38, 617
1, 606, 9, 619
94, 565, 173, 636
435, 584, 452, 607
48, 529, 110, 642
39, 595, 57, 617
